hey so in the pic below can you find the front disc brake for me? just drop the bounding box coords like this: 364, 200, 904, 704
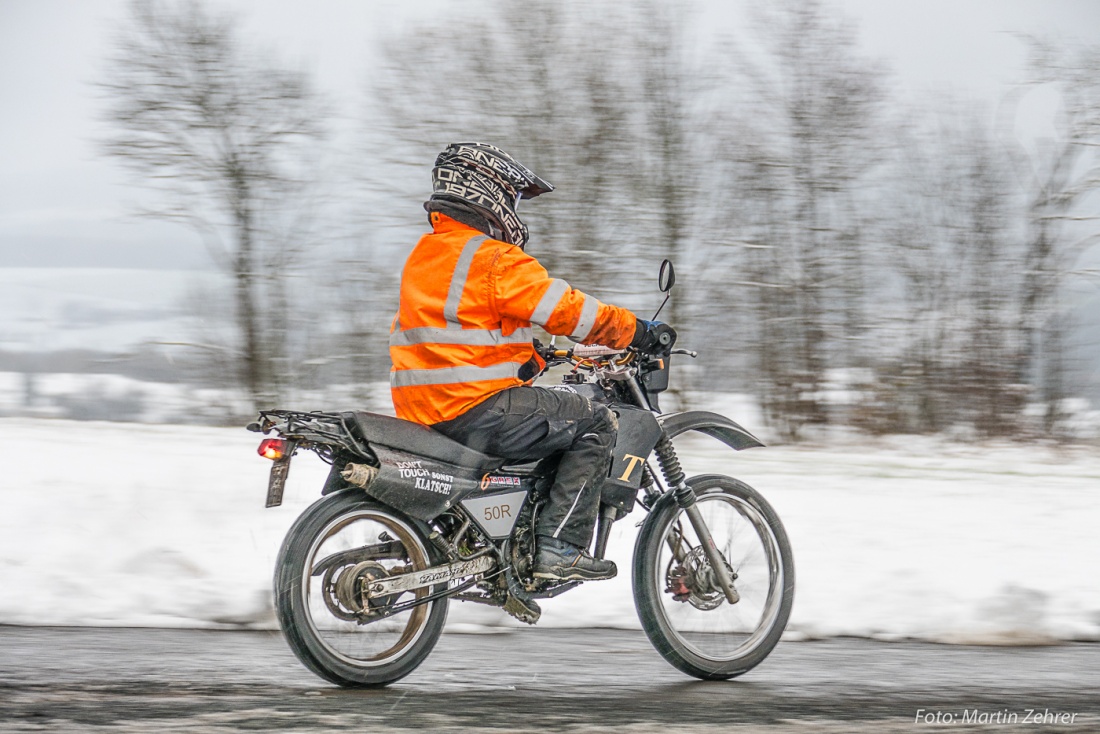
665, 547, 734, 611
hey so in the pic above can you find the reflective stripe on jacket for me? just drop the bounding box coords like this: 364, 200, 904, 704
389, 213, 637, 425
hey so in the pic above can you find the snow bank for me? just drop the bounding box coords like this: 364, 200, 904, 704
0, 372, 397, 425
2, 417, 1098, 644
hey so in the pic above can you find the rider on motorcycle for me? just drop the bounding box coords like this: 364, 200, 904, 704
390, 142, 669, 581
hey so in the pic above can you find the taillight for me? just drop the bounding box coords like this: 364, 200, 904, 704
258, 438, 288, 460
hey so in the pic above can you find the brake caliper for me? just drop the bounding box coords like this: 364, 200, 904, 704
665, 565, 693, 603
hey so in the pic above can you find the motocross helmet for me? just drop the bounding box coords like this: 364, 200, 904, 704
426, 142, 554, 248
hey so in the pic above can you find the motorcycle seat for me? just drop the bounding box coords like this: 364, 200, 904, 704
346, 411, 504, 473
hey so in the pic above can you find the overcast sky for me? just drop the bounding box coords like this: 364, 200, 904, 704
2, 0, 1099, 271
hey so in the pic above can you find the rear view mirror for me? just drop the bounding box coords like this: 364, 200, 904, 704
658, 260, 676, 293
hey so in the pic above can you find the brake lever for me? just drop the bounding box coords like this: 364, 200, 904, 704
671, 348, 697, 358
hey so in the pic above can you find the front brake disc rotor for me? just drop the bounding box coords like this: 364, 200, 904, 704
681, 547, 729, 611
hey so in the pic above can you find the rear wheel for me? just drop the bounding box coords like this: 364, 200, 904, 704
274, 490, 448, 687
633, 475, 794, 680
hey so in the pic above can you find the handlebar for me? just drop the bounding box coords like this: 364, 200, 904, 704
535, 337, 695, 368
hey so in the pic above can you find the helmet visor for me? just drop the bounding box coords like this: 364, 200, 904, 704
518, 172, 554, 199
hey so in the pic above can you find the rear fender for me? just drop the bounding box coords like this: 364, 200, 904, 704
657, 411, 765, 451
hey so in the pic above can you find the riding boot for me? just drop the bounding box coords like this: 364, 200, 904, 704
533, 535, 617, 581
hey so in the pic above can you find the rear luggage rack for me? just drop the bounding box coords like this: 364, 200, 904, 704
251, 410, 376, 461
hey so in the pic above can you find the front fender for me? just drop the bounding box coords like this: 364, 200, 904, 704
657, 410, 765, 450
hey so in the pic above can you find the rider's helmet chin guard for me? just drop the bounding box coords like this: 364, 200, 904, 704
427, 142, 554, 249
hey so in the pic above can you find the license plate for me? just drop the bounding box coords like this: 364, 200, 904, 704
266, 456, 291, 508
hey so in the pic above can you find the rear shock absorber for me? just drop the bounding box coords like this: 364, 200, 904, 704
428, 515, 468, 561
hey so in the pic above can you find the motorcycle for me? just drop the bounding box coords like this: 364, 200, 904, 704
249, 260, 794, 687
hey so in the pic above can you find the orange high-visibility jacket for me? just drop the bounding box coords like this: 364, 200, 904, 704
390, 213, 637, 425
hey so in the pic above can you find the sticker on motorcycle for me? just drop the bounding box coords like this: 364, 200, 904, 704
396, 460, 454, 495
480, 474, 522, 490
460, 490, 528, 539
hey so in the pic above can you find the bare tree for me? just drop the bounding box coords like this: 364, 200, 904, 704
99, 0, 328, 411
625, 0, 715, 402
718, 0, 888, 436
873, 104, 1024, 436
1007, 38, 1100, 431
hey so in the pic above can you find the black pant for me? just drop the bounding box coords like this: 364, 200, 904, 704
433, 386, 616, 549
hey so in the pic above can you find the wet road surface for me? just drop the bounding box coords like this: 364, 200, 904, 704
1, 626, 1098, 732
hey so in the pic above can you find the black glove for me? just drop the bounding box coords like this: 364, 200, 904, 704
521, 338, 550, 381
630, 319, 677, 353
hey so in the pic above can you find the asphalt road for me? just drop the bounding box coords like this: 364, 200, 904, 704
1, 626, 1098, 733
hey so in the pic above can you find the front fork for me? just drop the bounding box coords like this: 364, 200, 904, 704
653, 433, 740, 605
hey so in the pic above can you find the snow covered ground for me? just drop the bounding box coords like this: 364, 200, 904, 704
3, 414, 1098, 645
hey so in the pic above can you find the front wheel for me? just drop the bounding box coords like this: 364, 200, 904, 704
274, 490, 448, 687
633, 475, 794, 680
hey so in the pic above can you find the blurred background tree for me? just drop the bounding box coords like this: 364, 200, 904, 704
870, 102, 1024, 436
99, 0, 329, 412
714, 0, 889, 437
1010, 38, 1100, 433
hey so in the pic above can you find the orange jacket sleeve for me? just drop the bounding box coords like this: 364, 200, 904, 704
490, 245, 637, 349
